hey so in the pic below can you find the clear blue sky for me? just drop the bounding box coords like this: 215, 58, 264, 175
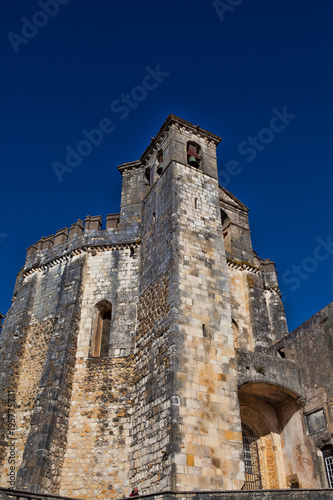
1, 0, 332, 332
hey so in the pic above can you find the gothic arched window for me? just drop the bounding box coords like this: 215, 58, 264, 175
91, 300, 112, 357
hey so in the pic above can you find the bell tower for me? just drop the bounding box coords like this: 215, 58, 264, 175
129, 115, 245, 491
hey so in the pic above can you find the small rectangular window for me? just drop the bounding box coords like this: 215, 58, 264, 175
305, 408, 326, 435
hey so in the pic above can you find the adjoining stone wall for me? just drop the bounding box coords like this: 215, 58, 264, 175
220, 187, 288, 349
271, 303, 333, 488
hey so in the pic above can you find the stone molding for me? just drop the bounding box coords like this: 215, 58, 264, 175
227, 258, 261, 275
1, 487, 332, 500
23, 242, 140, 278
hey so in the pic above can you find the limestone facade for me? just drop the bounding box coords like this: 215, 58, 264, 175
0, 115, 332, 498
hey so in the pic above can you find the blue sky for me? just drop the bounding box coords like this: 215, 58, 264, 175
0, 0, 332, 332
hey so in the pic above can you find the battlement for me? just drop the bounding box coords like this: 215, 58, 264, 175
21, 213, 141, 286
26, 214, 121, 257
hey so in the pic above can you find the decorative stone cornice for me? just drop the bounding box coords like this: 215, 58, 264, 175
23, 241, 140, 278
117, 160, 142, 174
263, 284, 281, 296
227, 258, 261, 275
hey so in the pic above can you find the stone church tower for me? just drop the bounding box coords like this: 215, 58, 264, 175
0, 115, 332, 499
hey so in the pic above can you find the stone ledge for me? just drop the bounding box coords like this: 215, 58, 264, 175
1, 488, 332, 500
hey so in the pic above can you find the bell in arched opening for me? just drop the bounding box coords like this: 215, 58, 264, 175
187, 142, 201, 168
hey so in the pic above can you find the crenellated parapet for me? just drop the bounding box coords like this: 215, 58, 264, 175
26, 214, 122, 257
20, 213, 140, 287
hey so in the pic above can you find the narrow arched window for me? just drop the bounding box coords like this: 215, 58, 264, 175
144, 167, 151, 186
157, 149, 164, 176
221, 208, 231, 252
100, 310, 111, 356
220, 208, 230, 231
91, 301, 112, 357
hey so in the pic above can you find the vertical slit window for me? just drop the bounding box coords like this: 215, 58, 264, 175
100, 310, 111, 357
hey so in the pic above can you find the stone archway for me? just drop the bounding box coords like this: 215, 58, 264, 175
240, 405, 279, 489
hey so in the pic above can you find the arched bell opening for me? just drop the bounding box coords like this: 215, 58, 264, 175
186, 141, 202, 169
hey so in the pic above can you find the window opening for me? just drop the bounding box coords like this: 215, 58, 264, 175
305, 408, 327, 435
220, 209, 230, 229
91, 301, 112, 358
242, 423, 262, 490
157, 150, 164, 175
195, 198, 198, 209
277, 347, 285, 358
144, 167, 151, 186
187, 142, 201, 168
100, 310, 111, 357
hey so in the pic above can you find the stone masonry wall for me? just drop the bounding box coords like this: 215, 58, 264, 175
16, 255, 86, 493
227, 265, 255, 351
59, 246, 139, 500
172, 162, 244, 490
0, 318, 54, 484
0, 259, 71, 487
0, 275, 38, 483
130, 162, 178, 493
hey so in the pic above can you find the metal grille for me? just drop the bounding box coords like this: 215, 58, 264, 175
100, 310, 111, 357
324, 449, 333, 488
242, 424, 262, 490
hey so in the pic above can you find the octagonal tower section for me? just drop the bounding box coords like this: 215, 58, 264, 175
130, 115, 245, 492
